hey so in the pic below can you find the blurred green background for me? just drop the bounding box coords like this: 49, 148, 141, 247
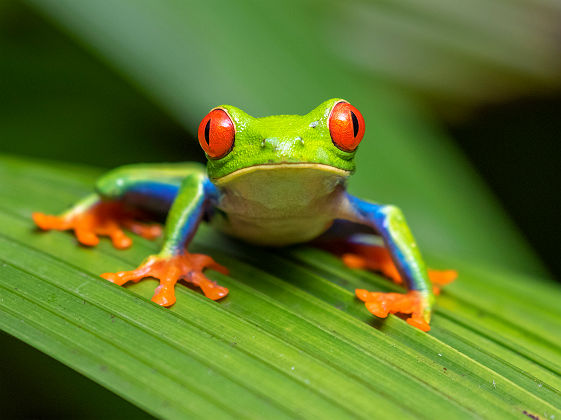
1, 0, 560, 416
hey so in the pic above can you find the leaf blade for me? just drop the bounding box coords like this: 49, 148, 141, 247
1, 155, 561, 419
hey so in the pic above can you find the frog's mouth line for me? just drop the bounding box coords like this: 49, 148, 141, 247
211, 163, 351, 186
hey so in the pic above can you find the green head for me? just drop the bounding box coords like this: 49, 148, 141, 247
196, 98, 366, 181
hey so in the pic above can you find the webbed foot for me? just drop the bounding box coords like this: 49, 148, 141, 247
101, 253, 229, 306
355, 289, 431, 332
341, 243, 457, 293
33, 200, 162, 249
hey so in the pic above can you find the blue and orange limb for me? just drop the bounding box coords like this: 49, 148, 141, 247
33, 164, 229, 306
33, 163, 204, 248
338, 195, 456, 331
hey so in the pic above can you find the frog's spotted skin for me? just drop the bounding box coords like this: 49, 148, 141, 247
33, 98, 456, 331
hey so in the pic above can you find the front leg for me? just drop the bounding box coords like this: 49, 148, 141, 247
339, 194, 436, 331
102, 172, 229, 306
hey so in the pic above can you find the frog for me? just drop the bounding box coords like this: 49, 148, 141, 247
33, 98, 456, 331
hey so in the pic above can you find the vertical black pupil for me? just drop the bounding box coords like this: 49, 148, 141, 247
350, 111, 359, 138
204, 119, 211, 143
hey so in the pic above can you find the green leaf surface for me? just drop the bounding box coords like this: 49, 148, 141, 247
1, 155, 560, 419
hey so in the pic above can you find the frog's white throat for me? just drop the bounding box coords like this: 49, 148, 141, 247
212, 163, 350, 208
211, 163, 350, 246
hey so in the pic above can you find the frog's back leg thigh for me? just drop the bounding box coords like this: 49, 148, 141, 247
33, 162, 207, 248
316, 221, 456, 292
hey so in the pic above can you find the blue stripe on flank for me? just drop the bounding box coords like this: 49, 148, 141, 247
130, 182, 180, 204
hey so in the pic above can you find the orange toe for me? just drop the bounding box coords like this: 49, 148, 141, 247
108, 228, 133, 249
74, 227, 100, 247
33, 212, 71, 231
365, 300, 389, 318
406, 317, 431, 332
152, 284, 177, 307
429, 269, 457, 295
355, 288, 370, 302
194, 272, 229, 301
101, 272, 122, 285
429, 269, 457, 286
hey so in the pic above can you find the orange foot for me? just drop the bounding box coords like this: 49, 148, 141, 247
33, 201, 162, 249
101, 253, 229, 306
341, 243, 457, 294
356, 289, 431, 332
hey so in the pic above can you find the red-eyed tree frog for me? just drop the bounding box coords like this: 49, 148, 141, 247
33, 99, 456, 331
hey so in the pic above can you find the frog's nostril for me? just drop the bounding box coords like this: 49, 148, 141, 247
295, 137, 305, 146
262, 138, 279, 152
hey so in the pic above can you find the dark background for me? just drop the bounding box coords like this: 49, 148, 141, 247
1, 1, 560, 417
450, 97, 561, 282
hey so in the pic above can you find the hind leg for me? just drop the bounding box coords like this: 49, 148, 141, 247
33, 162, 204, 249
337, 240, 456, 294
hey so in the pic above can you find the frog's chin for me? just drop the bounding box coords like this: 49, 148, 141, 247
211, 162, 351, 187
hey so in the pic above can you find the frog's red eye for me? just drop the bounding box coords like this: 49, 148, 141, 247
198, 108, 235, 159
328, 101, 365, 152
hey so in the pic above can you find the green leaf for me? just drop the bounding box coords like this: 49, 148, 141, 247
1, 154, 561, 418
